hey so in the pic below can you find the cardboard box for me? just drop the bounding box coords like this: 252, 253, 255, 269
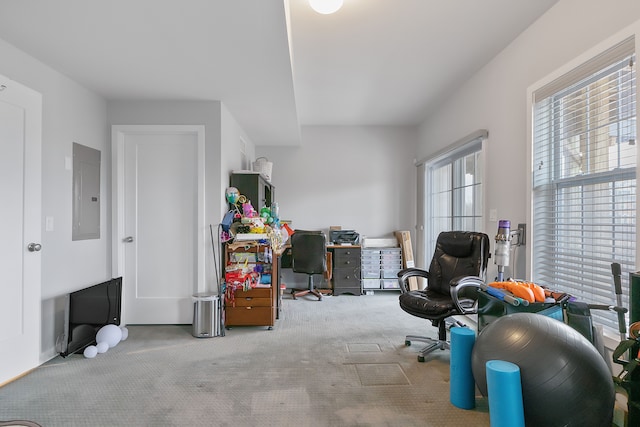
395, 231, 418, 290
362, 237, 398, 248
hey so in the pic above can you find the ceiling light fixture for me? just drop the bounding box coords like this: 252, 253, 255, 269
309, 0, 343, 15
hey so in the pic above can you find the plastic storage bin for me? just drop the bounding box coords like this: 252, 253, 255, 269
477, 290, 563, 331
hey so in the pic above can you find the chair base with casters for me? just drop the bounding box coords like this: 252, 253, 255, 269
404, 317, 469, 362
291, 274, 331, 300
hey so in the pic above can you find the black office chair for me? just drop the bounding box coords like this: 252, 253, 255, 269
290, 231, 330, 301
398, 231, 490, 362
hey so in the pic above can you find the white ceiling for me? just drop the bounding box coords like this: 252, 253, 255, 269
0, 0, 558, 146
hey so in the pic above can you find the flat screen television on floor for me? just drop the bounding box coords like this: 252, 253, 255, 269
58, 277, 122, 357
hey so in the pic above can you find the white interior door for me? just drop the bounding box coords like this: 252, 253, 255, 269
0, 76, 42, 385
112, 126, 205, 324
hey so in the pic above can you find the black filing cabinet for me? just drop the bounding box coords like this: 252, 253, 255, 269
230, 172, 274, 210
332, 246, 361, 296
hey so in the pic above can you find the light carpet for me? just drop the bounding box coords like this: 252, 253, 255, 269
0, 292, 490, 426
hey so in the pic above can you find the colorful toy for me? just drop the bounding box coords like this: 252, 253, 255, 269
259, 206, 276, 225
225, 187, 240, 204
249, 217, 266, 233
487, 280, 545, 304
236, 225, 250, 234
242, 201, 258, 218
267, 225, 288, 251
220, 230, 232, 242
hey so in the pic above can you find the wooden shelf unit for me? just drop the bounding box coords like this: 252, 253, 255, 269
224, 241, 277, 329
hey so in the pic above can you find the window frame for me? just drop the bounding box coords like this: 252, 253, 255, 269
527, 32, 639, 335
417, 131, 487, 264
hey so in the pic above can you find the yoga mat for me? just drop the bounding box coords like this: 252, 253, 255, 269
486, 360, 525, 427
449, 327, 476, 409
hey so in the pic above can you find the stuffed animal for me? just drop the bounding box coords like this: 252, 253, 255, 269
242, 201, 258, 218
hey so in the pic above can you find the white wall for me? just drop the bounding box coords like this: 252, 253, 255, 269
221, 102, 256, 216
0, 38, 109, 361
0, 36, 262, 363
258, 125, 418, 238
107, 100, 223, 224
257, 125, 417, 287
0, 43, 254, 360
418, 0, 640, 280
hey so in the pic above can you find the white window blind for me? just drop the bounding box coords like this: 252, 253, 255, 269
532, 38, 637, 331
424, 134, 484, 257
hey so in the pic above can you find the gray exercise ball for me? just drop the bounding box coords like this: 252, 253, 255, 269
471, 312, 614, 427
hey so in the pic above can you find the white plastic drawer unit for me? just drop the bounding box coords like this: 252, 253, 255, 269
361, 258, 381, 268
382, 269, 401, 279
381, 260, 402, 268
381, 248, 401, 260
361, 249, 381, 258
381, 279, 400, 289
360, 246, 402, 292
362, 278, 381, 289
362, 268, 381, 279
361, 255, 381, 263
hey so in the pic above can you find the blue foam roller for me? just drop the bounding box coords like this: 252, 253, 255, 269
485, 360, 525, 427
449, 327, 476, 409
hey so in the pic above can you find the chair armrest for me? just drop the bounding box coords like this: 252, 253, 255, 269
449, 276, 485, 315
397, 268, 429, 293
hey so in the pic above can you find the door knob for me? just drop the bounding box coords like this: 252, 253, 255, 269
27, 243, 42, 252
123, 236, 134, 243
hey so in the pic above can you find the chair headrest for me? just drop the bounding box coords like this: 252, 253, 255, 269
438, 233, 475, 258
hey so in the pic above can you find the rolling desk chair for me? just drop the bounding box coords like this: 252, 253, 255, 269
398, 231, 490, 362
290, 231, 330, 301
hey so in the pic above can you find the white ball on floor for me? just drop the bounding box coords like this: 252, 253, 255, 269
83, 345, 98, 358
120, 326, 129, 341
96, 341, 109, 354
96, 324, 123, 348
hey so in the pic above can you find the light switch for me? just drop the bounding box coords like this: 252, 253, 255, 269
45, 216, 54, 231
489, 209, 498, 222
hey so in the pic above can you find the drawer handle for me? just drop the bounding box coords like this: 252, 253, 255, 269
245, 297, 253, 301
245, 307, 252, 310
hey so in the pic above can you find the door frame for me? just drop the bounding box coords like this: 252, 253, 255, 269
111, 125, 206, 325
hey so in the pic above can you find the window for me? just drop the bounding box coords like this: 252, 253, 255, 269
421, 132, 485, 258
532, 38, 637, 331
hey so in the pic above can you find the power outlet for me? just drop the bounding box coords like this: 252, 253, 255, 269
517, 223, 526, 246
